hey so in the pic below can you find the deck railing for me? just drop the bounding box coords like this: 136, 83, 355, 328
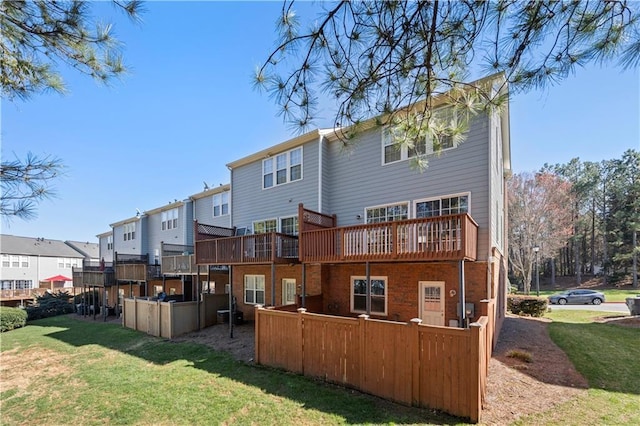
161, 254, 198, 275
300, 213, 477, 263
195, 232, 299, 265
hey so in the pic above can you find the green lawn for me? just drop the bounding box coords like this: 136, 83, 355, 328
2, 313, 638, 425
517, 310, 640, 425
0, 315, 463, 426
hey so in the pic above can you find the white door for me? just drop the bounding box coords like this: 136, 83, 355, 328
282, 279, 296, 305
419, 281, 445, 326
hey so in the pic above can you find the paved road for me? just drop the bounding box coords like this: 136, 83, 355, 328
547, 302, 629, 313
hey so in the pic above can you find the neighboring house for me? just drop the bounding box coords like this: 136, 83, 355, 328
196, 73, 510, 333
1, 234, 95, 306
73, 186, 234, 313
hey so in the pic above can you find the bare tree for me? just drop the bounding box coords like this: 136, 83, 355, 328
508, 172, 573, 294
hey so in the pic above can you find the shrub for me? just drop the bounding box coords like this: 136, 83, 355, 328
507, 296, 548, 317
506, 349, 533, 363
26, 291, 74, 321
0, 307, 28, 332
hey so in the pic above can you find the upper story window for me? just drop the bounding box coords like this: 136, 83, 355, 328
263, 147, 303, 189
2, 255, 29, 268
162, 208, 178, 231
415, 194, 469, 218
280, 216, 299, 236
253, 219, 277, 234
382, 107, 457, 165
124, 222, 136, 241
365, 202, 409, 224
213, 192, 229, 217
107, 235, 113, 250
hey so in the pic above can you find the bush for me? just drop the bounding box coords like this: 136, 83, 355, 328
26, 291, 74, 321
0, 307, 28, 332
507, 296, 548, 317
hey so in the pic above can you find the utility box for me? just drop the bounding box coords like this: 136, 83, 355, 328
626, 297, 640, 316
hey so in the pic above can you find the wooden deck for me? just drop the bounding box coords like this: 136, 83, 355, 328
300, 213, 478, 263
195, 232, 299, 265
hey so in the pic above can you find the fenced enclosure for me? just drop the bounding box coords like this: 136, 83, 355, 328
254, 305, 493, 423
122, 293, 228, 338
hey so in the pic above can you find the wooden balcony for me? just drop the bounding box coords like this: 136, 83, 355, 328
161, 254, 199, 275
72, 268, 115, 287
114, 254, 160, 281
300, 213, 478, 263
195, 232, 299, 265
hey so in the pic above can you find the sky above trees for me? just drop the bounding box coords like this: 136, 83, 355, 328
2, 1, 638, 242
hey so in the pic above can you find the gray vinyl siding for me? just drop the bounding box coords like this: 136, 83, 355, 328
184, 201, 194, 246
146, 206, 188, 261
98, 235, 113, 262
112, 219, 143, 256
231, 139, 321, 231
193, 193, 232, 230
325, 113, 491, 260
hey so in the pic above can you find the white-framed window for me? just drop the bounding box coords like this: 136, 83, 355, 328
162, 208, 178, 231
65, 258, 72, 268
1, 255, 9, 268
415, 193, 470, 218
57, 258, 64, 268
11, 256, 19, 268
253, 219, 277, 234
280, 216, 299, 235
382, 107, 457, 165
351, 276, 387, 315
213, 192, 229, 217
124, 222, 136, 241
107, 235, 113, 250
20, 256, 29, 268
365, 202, 409, 224
244, 275, 265, 305
262, 147, 303, 189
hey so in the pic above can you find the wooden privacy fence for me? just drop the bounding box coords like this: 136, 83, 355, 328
122, 293, 228, 338
254, 306, 491, 423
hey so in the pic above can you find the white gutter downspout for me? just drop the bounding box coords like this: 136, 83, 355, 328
318, 134, 324, 211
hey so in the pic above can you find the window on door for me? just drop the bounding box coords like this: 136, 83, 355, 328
282, 278, 296, 305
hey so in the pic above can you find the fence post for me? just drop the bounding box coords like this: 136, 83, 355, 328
254, 305, 263, 364
132, 297, 137, 332
469, 322, 482, 424
409, 318, 422, 405
297, 308, 307, 374
358, 314, 369, 389
157, 300, 161, 337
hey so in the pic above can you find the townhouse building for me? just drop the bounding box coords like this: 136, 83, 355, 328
195, 73, 510, 331
74, 185, 232, 312
1, 234, 98, 306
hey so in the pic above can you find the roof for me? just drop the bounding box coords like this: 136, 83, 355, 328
0, 234, 85, 258
190, 183, 231, 201
226, 129, 328, 169
65, 240, 100, 259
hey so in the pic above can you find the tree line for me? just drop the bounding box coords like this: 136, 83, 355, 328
508, 150, 639, 293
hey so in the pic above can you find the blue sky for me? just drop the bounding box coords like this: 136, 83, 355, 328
2, 1, 639, 243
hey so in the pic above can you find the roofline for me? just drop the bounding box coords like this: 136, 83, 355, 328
109, 216, 142, 228
226, 129, 327, 169
96, 230, 113, 238
189, 183, 231, 201
322, 71, 508, 143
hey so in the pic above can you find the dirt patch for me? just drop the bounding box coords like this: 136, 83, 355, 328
480, 314, 588, 425
172, 321, 256, 364
594, 315, 640, 328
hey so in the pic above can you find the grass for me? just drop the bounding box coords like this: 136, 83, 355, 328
517, 310, 640, 425
0, 315, 465, 426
